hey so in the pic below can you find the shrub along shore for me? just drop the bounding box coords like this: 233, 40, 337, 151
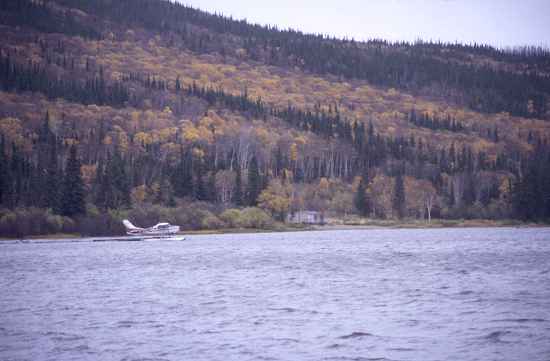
0, 203, 545, 239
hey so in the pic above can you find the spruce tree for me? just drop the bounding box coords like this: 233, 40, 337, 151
10, 143, 23, 208
354, 178, 367, 216
246, 156, 261, 206
94, 158, 106, 207
233, 166, 243, 206
463, 173, 477, 206
0, 137, 5, 205
100, 149, 130, 209
354, 169, 370, 216
44, 141, 60, 212
156, 173, 173, 206
449, 182, 455, 208
60, 145, 86, 217
172, 150, 193, 198
26, 163, 43, 208
393, 170, 406, 219
207, 170, 217, 202
112, 150, 131, 208
194, 160, 207, 201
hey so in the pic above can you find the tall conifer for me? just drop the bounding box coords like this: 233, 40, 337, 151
246, 156, 261, 206
393, 170, 406, 219
60, 145, 86, 217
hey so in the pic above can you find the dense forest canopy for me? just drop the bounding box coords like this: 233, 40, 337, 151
0, 0, 549, 236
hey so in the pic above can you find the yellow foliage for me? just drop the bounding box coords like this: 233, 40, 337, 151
0, 117, 25, 146
254, 126, 271, 145
134, 132, 152, 146
258, 179, 293, 217
129, 110, 140, 129
143, 99, 152, 109
351, 176, 362, 192
197, 125, 214, 143
117, 131, 129, 151
282, 168, 293, 180
64, 138, 78, 146
183, 125, 200, 143
290, 143, 298, 162
149, 182, 160, 199
81, 164, 97, 186
294, 135, 307, 147
131, 185, 148, 204
158, 127, 177, 142
319, 177, 330, 191
192, 147, 205, 159
199, 116, 214, 129
387, 88, 399, 97
499, 178, 512, 198
235, 48, 247, 58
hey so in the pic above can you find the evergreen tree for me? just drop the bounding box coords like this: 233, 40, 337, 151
94, 158, 106, 206
463, 173, 477, 206
274, 147, 284, 177
44, 141, 60, 212
0, 137, 5, 205
194, 160, 207, 201
354, 177, 367, 216
207, 170, 217, 202
512, 143, 550, 221
233, 166, 243, 206
113, 150, 131, 208
393, 170, 406, 219
172, 150, 193, 198
354, 169, 371, 216
9, 143, 24, 209
449, 182, 455, 208
156, 173, 174, 206
167, 193, 177, 207
246, 156, 261, 206
60, 145, 86, 217
100, 149, 131, 209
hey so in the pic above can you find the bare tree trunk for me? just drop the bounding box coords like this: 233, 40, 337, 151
425, 195, 433, 223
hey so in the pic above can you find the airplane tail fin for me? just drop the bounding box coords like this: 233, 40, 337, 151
122, 219, 141, 230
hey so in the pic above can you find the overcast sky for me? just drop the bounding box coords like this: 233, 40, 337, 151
177, 0, 550, 48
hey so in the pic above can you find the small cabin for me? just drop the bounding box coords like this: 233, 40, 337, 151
287, 211, 325, 225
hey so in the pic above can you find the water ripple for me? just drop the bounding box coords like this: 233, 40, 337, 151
1, 227, 550, 361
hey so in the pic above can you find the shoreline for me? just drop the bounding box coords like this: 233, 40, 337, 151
1, 219, 548, 241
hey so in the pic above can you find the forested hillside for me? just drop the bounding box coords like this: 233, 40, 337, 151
1, 0, 549, 236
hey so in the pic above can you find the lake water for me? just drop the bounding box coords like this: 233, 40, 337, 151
1, 228, 550, 361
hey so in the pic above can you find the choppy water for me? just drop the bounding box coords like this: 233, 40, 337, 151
1, 228, 550, 361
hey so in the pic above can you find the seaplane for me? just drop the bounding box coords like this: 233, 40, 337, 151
122, 219, 181, 237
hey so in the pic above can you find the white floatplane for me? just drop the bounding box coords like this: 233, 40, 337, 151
123, 219, 180, 237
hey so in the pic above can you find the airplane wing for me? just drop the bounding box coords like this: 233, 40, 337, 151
122, 219, 145, 231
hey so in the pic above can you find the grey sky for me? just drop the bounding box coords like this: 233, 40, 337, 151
177, 0, 550, 48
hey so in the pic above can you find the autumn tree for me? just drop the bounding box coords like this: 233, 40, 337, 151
258, 179, 293, 221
